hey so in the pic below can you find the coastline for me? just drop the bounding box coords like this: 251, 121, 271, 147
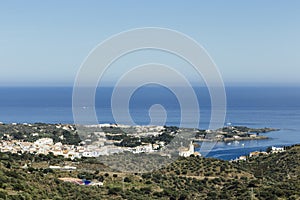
194, 135, 269, 142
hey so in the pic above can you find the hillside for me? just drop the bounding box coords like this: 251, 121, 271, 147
0, 145, 299, 199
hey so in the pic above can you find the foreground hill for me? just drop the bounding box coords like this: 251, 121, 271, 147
0, 144, 299, 199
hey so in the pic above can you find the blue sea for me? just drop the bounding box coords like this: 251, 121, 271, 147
0, 86, 300, 160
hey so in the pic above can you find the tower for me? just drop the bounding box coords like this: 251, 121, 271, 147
189, 141, 194, 155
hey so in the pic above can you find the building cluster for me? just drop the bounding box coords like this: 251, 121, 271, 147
0, 137, 165, 159
232, 146, 285, 162
0, 124, 201, 158
0, 137, 198, 159
0, 138, 82, 159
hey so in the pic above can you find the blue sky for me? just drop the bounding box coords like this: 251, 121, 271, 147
0, 0, 299, 86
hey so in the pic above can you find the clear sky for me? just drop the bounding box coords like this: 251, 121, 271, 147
0, 0, 299, 86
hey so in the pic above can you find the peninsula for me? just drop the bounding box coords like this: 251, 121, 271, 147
194, 125, 279, 142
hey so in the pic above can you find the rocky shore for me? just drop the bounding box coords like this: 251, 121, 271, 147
193, 125, 279, 142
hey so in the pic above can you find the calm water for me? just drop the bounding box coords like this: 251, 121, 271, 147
0, 86, 299, 160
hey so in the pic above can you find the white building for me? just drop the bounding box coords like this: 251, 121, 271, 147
63, 166, 77, 170
271, 146, 285, 153
82, 151, 98, 157
49, 166, 61, 170
34, 138, 53, 146
179, 141, 195, 157
132, 144, 153, 154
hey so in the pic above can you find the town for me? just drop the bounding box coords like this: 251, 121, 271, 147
0, 122, 280, 160
0, 123, 198, 159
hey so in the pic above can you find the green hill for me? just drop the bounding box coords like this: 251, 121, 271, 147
0, 144, 299, 200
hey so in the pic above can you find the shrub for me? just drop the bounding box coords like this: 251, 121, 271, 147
108, 187, 122, 195
124, 177, 131, 183
0, 190, 7, 199
140, 187, 152, 194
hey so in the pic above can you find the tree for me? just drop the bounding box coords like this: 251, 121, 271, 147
6, 162, 11, 169
266, 146, 272, 153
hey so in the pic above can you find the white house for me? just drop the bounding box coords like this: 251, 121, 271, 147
132, 144, 153, 154
82, 151, 101, 157
271, 146, 285, 153
34, 138, 53, 146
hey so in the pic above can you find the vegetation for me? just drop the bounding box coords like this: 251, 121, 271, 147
0, 144, 299, 199
0, 123, 81, 145
113, 126, 176, 147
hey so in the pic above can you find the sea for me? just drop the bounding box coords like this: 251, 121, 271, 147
0, 86, 300, 160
